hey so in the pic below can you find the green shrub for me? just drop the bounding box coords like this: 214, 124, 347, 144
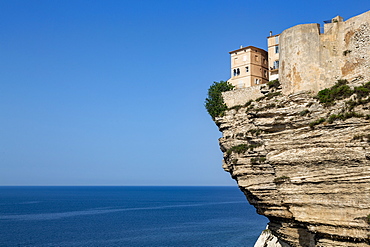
346, 98, 370, 111
255, 92, 281, 102
249, 143, 262, 150
205, 81, 234, 119
299, 109, 310, 116
248, 129, 262, 136
266, 92, 281, 99
353, 86, 370, 98
267, 79, 280, 89
316, 79, 353, 106
346, 100, 357, 111
306, 102, 314, 108
243, 100, 253, 108
366, 214, 370, 224
265, 103, 276, 109
317, 80, 370, 106
251, 156, 266, 164
327, 112, 363, 124
345, 111, 364, 118
309, 118, 326, 128
255, 96, 265, 102
227, 143, 262, 155
227, 144, 249, 155
327, 114, 345, 124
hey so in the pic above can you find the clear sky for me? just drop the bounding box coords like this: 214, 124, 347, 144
0, 0, 369, 186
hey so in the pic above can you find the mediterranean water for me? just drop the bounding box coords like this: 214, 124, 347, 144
0, 186, 268, 247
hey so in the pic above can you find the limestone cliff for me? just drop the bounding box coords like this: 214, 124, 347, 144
215, 86, 370, 246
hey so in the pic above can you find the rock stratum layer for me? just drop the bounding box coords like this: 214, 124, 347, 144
216, 90, 370, 246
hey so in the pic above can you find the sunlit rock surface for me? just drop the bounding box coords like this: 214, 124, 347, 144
215, 90, 370, 246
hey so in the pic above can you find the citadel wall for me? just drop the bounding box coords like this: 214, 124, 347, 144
222, 85, 265, 107
280, 10, 370, 95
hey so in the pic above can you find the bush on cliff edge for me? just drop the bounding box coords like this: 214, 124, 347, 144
205, 81, 234, 119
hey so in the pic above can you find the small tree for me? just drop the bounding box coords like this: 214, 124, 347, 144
205, 81, 234, 119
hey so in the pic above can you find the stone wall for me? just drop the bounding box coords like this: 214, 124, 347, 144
222, 85, 265, 108
280, 10, 370, 95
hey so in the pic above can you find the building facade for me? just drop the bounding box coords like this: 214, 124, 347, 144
228, 10, 370, 92
267, 33, 280, 81
228, 46, 269, 89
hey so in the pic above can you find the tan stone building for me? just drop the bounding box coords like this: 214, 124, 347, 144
267, 33, 280, 81
228, 46, 269, 89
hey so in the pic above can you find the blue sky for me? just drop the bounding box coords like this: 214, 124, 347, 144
1, 0, 369, 186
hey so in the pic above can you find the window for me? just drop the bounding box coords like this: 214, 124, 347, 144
273, 60, 279, 69
237, 68, 240, 76
263, 58, 266, 64
255, 78, 261, 84
275, 46, 279, 53
255, 55, 259, 62
233, 69, 237, 76
275, 36, 279, 44
246, 66, 249, 72
264, 70, 267, 78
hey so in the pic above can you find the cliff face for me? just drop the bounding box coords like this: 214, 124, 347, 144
216, 89, 370, 246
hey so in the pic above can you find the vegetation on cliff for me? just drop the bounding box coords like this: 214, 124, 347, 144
205, 81, 234, 119
216, 82, 370, 245
310, 79, 370, 128
315, 79, 353, 106
316, 79, 370, 106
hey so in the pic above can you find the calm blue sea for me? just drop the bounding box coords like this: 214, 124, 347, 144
0, 186, 268, 247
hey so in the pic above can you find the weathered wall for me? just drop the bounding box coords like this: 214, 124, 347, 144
280, 10, 370, 95
222, 85, 265, 108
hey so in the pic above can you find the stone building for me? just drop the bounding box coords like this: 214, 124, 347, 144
227, 46, 269, 89
267, 33, 280, 81
228, 10, 370, 93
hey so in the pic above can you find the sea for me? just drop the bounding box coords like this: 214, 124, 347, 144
0, 186, 268, 247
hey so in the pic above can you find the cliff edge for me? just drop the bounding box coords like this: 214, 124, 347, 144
215, 85, 370, 246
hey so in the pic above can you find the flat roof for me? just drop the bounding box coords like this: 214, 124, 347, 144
229, 46, 267, 54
